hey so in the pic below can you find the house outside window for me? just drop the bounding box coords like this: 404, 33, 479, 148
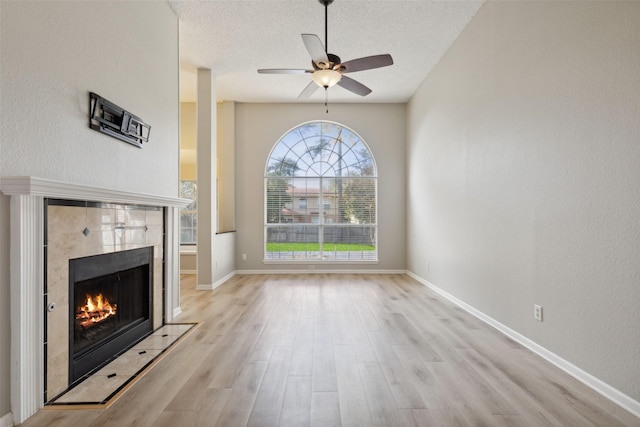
179, 180, 197, 244
265, 121, 377, 262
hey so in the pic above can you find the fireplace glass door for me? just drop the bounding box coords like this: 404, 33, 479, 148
73, 265, 148, 356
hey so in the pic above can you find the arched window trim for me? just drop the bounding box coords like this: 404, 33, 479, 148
264, 121, 378, 264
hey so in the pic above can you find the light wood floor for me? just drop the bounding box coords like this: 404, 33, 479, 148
23, 274, 639, 426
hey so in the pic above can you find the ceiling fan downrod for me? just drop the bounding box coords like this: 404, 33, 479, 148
319, 0, 334, 54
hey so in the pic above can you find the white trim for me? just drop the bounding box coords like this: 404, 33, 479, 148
0, 412, 14, 427
406, 271, 640, 419
180, 245, 197, 254
173, 307, 183, 318
0, 176, 190, 208
263, 260, 379, 265
236, 269, 407, 275
9, 195, 44, 424
164, 206, 181, 323
196, 271, 237, 291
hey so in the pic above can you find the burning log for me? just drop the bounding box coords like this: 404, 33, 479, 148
76, 293, 117, 328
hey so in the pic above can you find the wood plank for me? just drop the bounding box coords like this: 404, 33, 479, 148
367, 330, 427, 409
358, 362, 407, 426
194, 388, 233, 426
151, 410, 195, 427
279, 376, 312, 427
214, 361, 268, 427
334, 345, 373, 427
312, 324, 338, 392
310, 392, 341, 427
207, 324, 264, 388
289, 317, 315, 377
247, 346, 293, 427
427, 360, 500, 426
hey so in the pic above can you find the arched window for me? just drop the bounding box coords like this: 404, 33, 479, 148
265, 121, 377, 262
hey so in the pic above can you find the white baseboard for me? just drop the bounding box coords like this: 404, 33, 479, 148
235, 269, 407, 275
406, 271, 640, 419
0, 412, 14, 427
195, 270, 237, 291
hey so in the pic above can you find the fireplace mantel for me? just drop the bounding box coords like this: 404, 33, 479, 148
0, 176, 189, 424
0, 176, 189, 207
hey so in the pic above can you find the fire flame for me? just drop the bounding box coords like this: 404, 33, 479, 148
76, 293, 116, 328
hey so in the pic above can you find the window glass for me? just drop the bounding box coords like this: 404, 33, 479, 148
179, 181, 197, 244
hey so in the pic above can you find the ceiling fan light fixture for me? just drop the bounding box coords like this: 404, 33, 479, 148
312, 69, 342, 88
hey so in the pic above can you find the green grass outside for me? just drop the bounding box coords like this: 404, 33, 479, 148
266, 242, 375, 252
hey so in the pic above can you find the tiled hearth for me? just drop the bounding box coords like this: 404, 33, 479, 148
0, 176, 188, 424
48, 323, 196, 406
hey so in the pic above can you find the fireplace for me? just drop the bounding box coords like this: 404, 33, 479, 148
68, 246, 153, 384
0, 176, 186, 424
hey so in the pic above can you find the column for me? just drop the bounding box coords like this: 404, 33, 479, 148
196, 68, 217, 289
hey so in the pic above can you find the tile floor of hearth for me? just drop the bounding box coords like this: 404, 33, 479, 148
47, 323, 197, 407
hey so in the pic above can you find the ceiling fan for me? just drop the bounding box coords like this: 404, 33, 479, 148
257, 0, 393, 101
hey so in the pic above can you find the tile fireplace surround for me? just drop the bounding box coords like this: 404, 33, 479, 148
0, 176, 189, 424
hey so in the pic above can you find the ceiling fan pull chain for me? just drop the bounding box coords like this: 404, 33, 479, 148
325, 87, 329, 113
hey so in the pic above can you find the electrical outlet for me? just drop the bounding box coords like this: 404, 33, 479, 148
534, 304, 543, 322
242, 253, 247, 260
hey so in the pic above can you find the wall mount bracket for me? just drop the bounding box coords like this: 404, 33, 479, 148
89, 92, 150, 148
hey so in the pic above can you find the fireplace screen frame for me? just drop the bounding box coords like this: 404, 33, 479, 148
68, 246, 154, 384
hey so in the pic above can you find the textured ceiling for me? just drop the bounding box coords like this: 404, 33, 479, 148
169, 0, 484, 103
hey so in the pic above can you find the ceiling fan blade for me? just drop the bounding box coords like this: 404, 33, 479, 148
340, 54, 394, 73
301, 34, 329, 68
258, 69, 312, 74
298, 81, 320, 99
337, 75, 372, 96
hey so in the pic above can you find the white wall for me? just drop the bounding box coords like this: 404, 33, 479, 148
235, 103, 406, 272
214, 231, 236, 283
0, 2, 179, 194
0, 1, 179, 422
180, 102, 197, 181
217, 101, 236, 233
407, 1, 640, 404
